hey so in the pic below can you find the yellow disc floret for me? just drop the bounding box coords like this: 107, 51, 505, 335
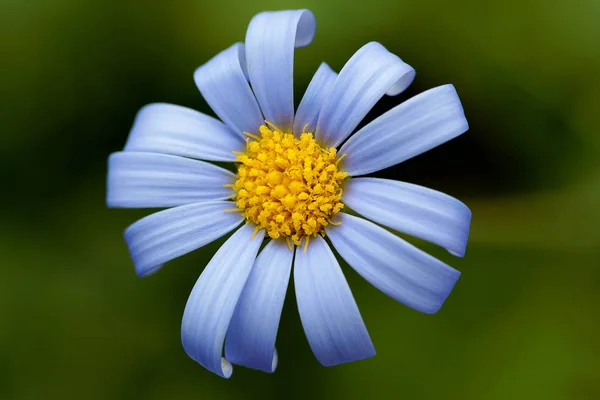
231, 123, 347, 248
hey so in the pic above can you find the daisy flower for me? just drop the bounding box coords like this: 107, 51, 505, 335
107, 9, 471, 378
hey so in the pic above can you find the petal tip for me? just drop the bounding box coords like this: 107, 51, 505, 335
123, 229, 159, 277
295, 9, 316, 47
386, 67, 415, 96
317, 346, 376, 367
270, 348, 279, 373
448, 248, 465, 258
135, 263, 162, 278
221, 358, 233, 379
318, 61, 333, 73
421, 273, 461, 314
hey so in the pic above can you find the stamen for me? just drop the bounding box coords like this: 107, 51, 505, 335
264, 120, 282, 132
231, 123, 346, 244
222, 183, 234, 188
251, 226, 261, 240
303, 235, 310, 253
335, 153, 347, 166
243, 131, 262, 141
224, 208, 243, 213
302, 123, 309, 135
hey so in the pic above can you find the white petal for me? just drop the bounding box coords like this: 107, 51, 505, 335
225, 239, 293, 372
342, 178, 471, 257
124, 103, 243, 161
181, 225, 265, 378
293, 62, 337, 136
194, 43, 264, 135
294, 235, 375, 366
326, 213, 460, 314
245, 9, 316, 132
124, 201, 243, 277
315, 42, 415, 148
340, 84, 469, 176
107, 152, 235, 208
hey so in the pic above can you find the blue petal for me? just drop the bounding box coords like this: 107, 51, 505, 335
340, 84, 469, 176
294, 235, 375, 366
181, 225, 265, 378
342, 178, 471, 257
326, 213, 461, 314
124, 103, 243, 161
107, 152, 235, 208
194, 43, 264, 135
245, 10, 316, 132
124, 201, 243, 277
315, 42, 415, 148
293, 62, 337, 136
225, 239, 293, 372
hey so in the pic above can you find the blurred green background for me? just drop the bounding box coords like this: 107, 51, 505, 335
2, 0, 600, 399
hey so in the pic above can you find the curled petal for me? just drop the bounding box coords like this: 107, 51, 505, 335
124, 201, 243, 277
245, 9, 316, 131
315, 42, 415, 148
326, 213, 460, 314
194, 43, 264, 135
181, 225, 265, 378
294, 235, 375, 366
225, 239, 293, 372
342, 178, 471, 257
340, 84, 469, 176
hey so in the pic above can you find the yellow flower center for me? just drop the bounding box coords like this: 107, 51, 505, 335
230, 123, 347, 250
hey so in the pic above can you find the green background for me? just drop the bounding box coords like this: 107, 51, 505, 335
2, 0, 599, 399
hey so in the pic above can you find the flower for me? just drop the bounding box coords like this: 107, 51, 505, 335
107, 9, 471, 378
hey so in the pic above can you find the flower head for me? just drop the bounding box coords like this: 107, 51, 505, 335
233, 123, 347, 248
107, 9, 471, 378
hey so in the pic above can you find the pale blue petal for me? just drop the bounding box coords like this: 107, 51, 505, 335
181, 225, 265, 378
124, 201, 243, 277
124, 103, 243, 161
294, 235, 375, 366
225, 239, 293, 372
326, 213, 460, 314
342, 178, 471, 257
293, 62, 337, 136
340, 84, 469, 176
245, 9, 316, 132
315, 42, 415, 148
107, 152, 235, 208
194, 43, 264, 135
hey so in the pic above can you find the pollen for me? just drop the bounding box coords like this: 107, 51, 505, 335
232, 123, 347, 246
